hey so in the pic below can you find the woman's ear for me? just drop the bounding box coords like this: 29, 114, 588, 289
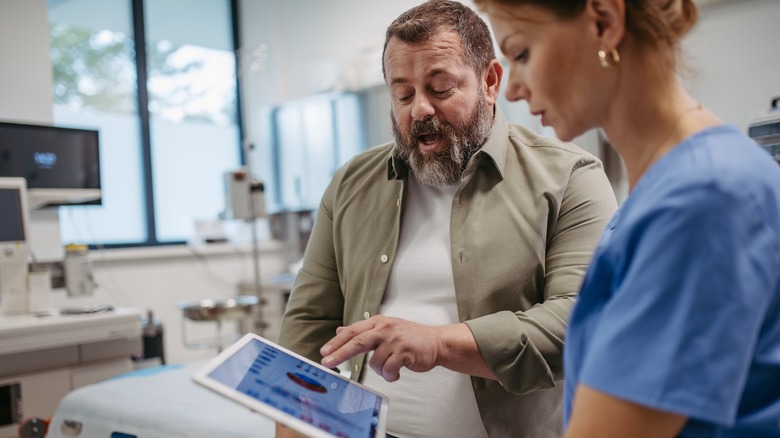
586, 0, 626, 51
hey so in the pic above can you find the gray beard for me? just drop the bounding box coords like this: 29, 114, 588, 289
392, 96, 493, 188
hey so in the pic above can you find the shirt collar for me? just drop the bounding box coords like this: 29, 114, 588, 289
385, 106, 510, 181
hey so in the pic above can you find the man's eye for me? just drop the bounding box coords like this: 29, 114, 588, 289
397, 94, 412, 102
432, 88, 451, 96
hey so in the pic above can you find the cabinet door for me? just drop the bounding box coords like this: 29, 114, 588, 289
275, 103, 308, 210
333, 93, 366, 168
300, 98, 337, 209
273, 93, 368, 212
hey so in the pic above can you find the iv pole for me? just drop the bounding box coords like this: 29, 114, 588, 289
235, 40, 266, 337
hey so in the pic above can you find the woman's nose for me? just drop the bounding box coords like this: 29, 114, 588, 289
505, 76, 529, 103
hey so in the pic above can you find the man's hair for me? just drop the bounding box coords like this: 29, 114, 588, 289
382, 0, 497, 80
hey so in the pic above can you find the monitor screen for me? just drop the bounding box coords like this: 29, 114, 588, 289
0, 121, 100, 206
0, 187, 26, 243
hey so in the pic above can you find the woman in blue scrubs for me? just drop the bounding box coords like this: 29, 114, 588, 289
474, 0, 780, 436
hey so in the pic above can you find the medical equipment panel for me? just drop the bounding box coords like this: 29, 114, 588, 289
0, 178, 31, 316
749, 96, 780, 164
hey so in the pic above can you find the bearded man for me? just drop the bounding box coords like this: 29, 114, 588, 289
276, 1, 617, 437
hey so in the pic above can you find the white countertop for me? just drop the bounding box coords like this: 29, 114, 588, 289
0, 307, 142, 355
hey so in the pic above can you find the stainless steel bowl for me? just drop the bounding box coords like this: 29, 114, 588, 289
178, 295, 259, 322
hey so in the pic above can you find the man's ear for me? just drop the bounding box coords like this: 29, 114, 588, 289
483, 59, 503, 105
586, 0, 626, 52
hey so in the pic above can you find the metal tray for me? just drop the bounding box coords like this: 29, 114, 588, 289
178, 295, 259, 322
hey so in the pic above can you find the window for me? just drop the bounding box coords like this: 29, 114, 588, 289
48, 0, 240, 246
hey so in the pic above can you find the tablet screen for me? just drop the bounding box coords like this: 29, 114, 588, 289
204, 336, 384, 438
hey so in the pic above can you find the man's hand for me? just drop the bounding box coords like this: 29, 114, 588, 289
320, 316, 445, 382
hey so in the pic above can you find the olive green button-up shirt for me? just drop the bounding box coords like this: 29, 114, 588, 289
277, 109, 617, 437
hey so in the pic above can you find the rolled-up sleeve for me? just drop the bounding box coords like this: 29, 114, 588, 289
467, 155, 617, 394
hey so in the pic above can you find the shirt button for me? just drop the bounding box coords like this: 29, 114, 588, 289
363, 311, 371, 319
353, 364, 360, 374
380, 254, 389, 263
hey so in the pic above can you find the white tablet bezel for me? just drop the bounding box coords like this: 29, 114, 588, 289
192, 332, 388, 438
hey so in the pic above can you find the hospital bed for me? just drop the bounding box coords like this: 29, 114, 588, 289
47, 363, 276, 438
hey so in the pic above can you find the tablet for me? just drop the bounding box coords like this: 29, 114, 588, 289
192, 333, 388, 438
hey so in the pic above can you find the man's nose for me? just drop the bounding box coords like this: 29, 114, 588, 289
410, 94, 435, 121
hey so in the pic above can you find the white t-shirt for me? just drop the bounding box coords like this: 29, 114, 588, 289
361, 175, 488, 438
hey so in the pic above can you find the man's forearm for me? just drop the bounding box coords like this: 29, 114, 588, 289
437, 323, 497, 380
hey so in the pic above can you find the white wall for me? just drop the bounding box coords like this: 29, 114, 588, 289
683, 0, 780, 131
239, 0, 414, 105
0, 0, 66, 261
238, 0, 478, 105
0, 0, 53, 124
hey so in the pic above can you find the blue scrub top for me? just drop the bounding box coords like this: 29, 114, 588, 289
564, 125, 780, 437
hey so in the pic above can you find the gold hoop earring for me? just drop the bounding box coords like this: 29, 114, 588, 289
598, 48, 621, 68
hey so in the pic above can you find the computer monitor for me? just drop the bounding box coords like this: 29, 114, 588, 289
0, 177, 31, 315
0, 121, 101, 208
